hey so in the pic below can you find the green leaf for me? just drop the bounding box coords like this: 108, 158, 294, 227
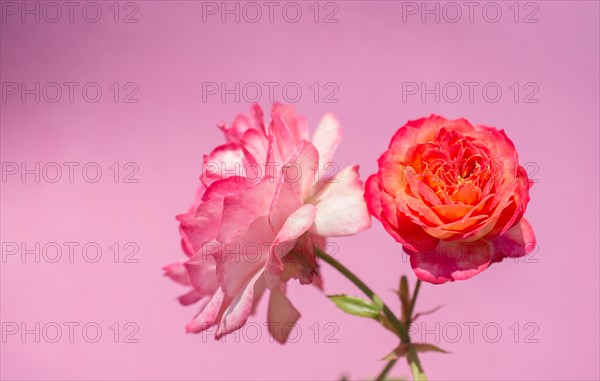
413, 343, 450, 354
383, 343, 450, 361
412, 305, 445, 321
328, 294, 382, 318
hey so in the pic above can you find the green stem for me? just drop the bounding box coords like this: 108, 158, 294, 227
314, 248, 427, 381
380, 279, 425, 381
408, 280, 422, 319
406, 280, 426, 381
315, 248, 407, 340
375, 359, 396, 381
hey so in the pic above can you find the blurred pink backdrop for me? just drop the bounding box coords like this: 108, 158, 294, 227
1, 1, 599, 380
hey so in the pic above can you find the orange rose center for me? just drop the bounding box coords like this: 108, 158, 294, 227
404, 128, 495, 222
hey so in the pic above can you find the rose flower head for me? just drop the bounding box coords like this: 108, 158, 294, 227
366, 115, 536, 284
164, 104, 371, 342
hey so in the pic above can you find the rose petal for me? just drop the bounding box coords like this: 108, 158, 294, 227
396, 190, 444, 227
186, 288, 225, 333
451, 185, 482, 205
265, 204, 317, 289
309, 165, 371, 237
240, 128, 268, 172
409, 241, 493, 284
431, 204, 473, 222
216, 216, 273, 297
179, 198, 223, 254
217, 177, 276, 243
272, 103, 309, 143
492, 218, 536, 261
311, 113, 342, 176
270, 113, 295, 163
379, 150, 408, 196
201, 143, 246, 186
201, 176, 253, 202
473, 124, 518, 163
219, 112, 259, 143
268, 141, 318, 232
178, 290, 204, 306
408, 176, 442, 206
216, 272, 263, 338
250, 103, 266, 134
380, 211, 439, 253
250, 274, 267, 316
365, 174, 383, 219
185, 250, 219, 296
267, 287, 301, 344
162, 262, 191, 286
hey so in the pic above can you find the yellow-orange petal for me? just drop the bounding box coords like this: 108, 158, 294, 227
431, 203, 472, 222
451, 185, 482, 205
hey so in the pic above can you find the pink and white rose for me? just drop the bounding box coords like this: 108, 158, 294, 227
164, 104, 371, 342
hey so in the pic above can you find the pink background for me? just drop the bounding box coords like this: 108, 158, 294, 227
1, 1, 599, 380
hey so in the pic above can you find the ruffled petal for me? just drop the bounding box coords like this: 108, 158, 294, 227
309, 165, 371, 237
162, 262, 191, 286
272, 103, 309, 143
311, 113, 342, 178
201, 176, 254, 202
185, 250, 219, 296
216, 216, 273, 297
215, 272, 264, 338
178, 290, 204, 306
201, 143, 246, 186
178, 197, 223, 254
217, 177, 276, 243
186, 288, 225, 333
267, 287, 301, 344
409, 240, 493, 284
268, 141, 318, 232
492, 218, 536, 261
365, 174, 383, 220
265, 204, 317, 289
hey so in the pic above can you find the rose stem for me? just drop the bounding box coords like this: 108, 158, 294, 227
314, 248, 427, 380
376, 280, 424, 381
